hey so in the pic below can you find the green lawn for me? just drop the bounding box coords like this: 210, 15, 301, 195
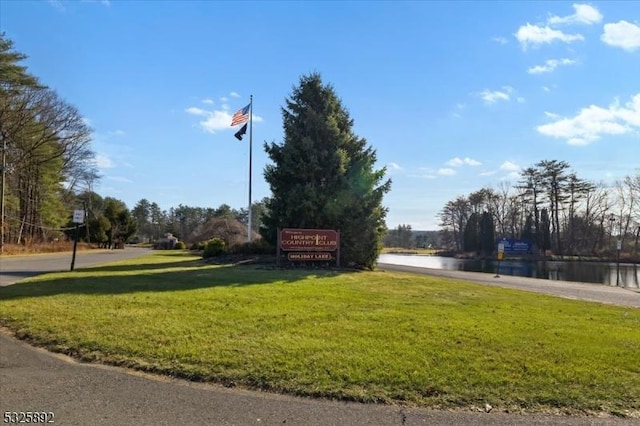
1, 251, 638, 416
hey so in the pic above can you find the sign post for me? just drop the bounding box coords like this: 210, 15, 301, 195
616, 240, 621, 286
495, 242, 505, 278
276, 228, 281, 267
70, 209, 84, 271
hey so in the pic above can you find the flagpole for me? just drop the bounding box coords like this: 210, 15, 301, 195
248, 95, 253, 243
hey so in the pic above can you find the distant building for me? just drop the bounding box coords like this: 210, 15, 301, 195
155, 233, 178, 249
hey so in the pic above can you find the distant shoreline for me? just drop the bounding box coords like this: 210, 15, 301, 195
382, 250, 640, 265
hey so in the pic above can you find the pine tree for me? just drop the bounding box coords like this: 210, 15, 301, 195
463, 212, 480, 253
262, 73, 391, 268
480, 211, 494, 256
0, 34, 41, 90
537, 160, 573, 254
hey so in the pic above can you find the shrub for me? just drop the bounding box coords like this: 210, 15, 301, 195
230, 239, 275, 255
203, 238, 226, 258
190, 242, 207, 251
174, 241, 186, 250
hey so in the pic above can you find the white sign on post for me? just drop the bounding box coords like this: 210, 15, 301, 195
617, 240, 622, 251
498, 243, 505, 253
72, 210, 85, 224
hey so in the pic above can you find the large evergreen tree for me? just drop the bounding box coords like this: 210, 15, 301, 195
480, 211, 494, 256
463, 212, 480, 253
261, 73, 391, 268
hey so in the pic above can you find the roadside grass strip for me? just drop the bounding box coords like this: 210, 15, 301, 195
0, 252, 638, 415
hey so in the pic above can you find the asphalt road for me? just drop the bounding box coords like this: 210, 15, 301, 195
1, 251, 639, 425
0, 247, 154, 287
376, 263, 640, 309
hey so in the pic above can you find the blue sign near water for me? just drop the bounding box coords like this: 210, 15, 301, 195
496, 239, 532, 255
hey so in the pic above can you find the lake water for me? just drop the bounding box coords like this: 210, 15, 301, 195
378, 254, 640, 288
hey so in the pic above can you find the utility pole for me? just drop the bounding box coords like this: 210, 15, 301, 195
1, 130, 6, 254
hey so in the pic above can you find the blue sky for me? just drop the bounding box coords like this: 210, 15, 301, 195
1, 0, 639, 230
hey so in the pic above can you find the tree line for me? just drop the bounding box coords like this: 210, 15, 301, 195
1, 34, 98, 248
130, 197, 267, 244
439, 159, 640, 257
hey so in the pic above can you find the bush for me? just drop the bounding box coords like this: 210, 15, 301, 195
174, 241, 186, 250
203, 238, 226, 258
190, 242, 206, 251
229, 239, 275, 255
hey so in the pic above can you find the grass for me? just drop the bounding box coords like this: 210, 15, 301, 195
0, 241, 96, 256
1, 251, 639, 416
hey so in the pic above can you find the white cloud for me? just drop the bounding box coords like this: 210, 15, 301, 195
93, 154, 114, 169
108, 129, 125, 136
220, 97, 229, 102
388, 162, 402, 170
464, 158, 482, 166
537, 93, 640, 145
202, 99, 214, 105
544, 111, 560, 119
515, 23, 584, 49
229, 92, 241, 98
503, 172, 521, 180
437, 168, 457, 176
186, 105, 263, 134
492, 36, 508, 44
542, 86, 552, 92
496, 161, 521, 180
479, 170, 497, 176
446, 157, 482, 167
479, 87, 512, 104
500, 161, 520, 172
601, 21, 640, 51
528, 58, 576, 74
616, 95, 640, 127
446, 158, 464, 167
517, 97, 526, 103
199, 111, 235, 133
547, 4, 603, 26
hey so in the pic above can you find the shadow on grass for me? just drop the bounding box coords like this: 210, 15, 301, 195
0, 270, 58, 279
78, 259, 207, 273
0, 262, 350, 301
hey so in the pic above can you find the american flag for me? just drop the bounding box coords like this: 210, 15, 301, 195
230, 103, 250, 126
